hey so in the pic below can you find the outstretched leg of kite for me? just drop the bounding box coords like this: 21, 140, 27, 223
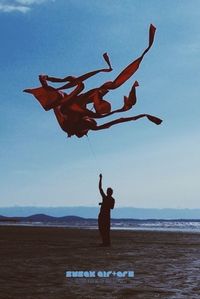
92, 113, 162, 131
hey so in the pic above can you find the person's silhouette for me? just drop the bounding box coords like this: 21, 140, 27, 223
98, 174, 115, 246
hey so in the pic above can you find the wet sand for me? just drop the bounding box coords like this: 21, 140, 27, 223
0, 226, 200, 299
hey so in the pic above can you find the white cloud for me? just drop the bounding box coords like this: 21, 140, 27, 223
0, 0, 53, 13
16, 0, 46, 4
0, 3, 30, 13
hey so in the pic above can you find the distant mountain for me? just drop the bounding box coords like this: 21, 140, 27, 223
0, 206, 200, 219
1, 213, 200, 232
1, 214, 200, 232
0, 214, 200, 225
0, 214, 92, 224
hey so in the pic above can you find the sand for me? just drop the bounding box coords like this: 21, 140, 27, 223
0, 226, 200, 299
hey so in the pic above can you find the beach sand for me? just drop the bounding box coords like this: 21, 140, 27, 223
0, 226, 200, 299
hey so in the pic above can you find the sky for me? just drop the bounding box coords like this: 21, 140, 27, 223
0, 0, 200, 208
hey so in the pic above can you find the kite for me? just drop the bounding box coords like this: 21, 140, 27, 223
24, 24, 162, 138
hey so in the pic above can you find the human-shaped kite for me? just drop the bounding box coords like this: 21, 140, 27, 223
24, 24, 162, 138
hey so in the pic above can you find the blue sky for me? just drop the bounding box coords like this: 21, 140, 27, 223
0, 0, 200, 208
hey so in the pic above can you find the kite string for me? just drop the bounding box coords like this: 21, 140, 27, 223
86, 135, 101, 174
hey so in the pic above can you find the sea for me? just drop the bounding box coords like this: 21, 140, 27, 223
1, 220, 200, 233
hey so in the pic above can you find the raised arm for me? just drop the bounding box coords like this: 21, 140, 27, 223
99, 174, 106, 198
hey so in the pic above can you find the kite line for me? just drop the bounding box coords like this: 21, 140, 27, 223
86, 135, 102, 174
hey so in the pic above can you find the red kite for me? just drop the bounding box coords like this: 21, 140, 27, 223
24, 24, 162, 138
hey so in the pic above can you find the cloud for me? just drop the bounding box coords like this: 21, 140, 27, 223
16, 0, 46, 4
0, 0, 53, 13
0, 3, 30, 13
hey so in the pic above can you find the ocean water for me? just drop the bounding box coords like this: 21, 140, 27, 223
1, 220, 200, 233
111, 220, 200, 233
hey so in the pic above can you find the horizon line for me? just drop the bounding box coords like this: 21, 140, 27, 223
1, 206, 200, 210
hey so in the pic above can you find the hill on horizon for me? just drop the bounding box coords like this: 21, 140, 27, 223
0, 206, 200, 220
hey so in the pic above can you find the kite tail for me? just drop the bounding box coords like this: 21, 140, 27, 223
102, 24, 156, 90
93, 113, 162, 131
123, 80, 139, 110
146, 114, 162, 125
103, 52, 112, 69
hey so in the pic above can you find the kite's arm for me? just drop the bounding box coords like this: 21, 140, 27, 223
39, 74, 75, 84
38, 74, 78, 90
42, 52, 112, 91
38, 75, 79, 90
76, 52, 112, 83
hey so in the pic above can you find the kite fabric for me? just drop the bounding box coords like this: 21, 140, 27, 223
24, 24, 162, 138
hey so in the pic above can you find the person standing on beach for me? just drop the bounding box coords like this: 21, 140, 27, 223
98, 174, 115, 246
